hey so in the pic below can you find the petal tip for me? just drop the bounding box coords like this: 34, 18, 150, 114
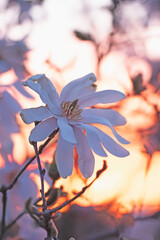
29, 74, 45, 82
88, 72, 97, 83
121, 92, 127, 100
120, 149, 130, 158
20, 110, 27, 123
22, 81, 28, 86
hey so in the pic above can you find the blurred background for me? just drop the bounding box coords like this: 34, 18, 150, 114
0, 0, 160, 239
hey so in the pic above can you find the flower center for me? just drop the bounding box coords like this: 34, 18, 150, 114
60, 99, 82, 120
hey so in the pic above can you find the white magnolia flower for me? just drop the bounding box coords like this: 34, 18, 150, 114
20, 73, 129, 178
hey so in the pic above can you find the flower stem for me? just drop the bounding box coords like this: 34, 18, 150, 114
33, 142, 47, 212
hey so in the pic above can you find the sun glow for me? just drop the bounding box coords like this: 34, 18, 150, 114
0, 0, 160, 229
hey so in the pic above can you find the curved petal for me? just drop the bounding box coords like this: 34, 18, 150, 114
36, 75, 60, 106
60, 73, 97, 102
82, 108, 126, 126
20, 106, 53, 124
78, 124, 107, 157
22, 78, 41, 94
57, 117, 77, 144
23, 74, 61, 115
55, 133, 74, 178
97, 128, 129, 157
74, 127, 95, 178
78, 90, 126, 108
81, 112, 129, 144
29, 117, 58, 142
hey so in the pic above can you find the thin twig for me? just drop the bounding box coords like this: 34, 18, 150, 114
3, 160, 107, 240
49, 160, 107, 214
33, 142, 47, 212
0, 129, 59, 240
0, 128, 59, 192
4, 156, 36, 191
4, 211, 26, 232
0, 188, 7, 238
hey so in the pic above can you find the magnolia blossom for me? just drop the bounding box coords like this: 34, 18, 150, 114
20, 73, 129, 178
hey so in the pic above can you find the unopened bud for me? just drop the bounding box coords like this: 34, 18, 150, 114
47, 188, 59, 206
45, 158, 60, 181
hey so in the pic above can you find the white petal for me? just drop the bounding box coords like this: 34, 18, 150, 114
57, 117, 77, 144
40, 90, 61, 114
60, 73, 97, 102
82, 108, 126, 126
36, 75, 60, 106
74, 127, 95, 178
97, 128, 129, 157
29, 117, 58, 142
22, 78, 41, 93
20, 106, 53, 124
79, 90, 126, 108
23, 75, 61, 115
78, 124, 107, 157
82, 112, 129, 144
55, 133, 74, 178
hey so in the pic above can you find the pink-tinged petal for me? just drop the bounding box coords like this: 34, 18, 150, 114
29, 117, 58, 142
57, 117, 77, 144
97, 128, 129, 157
55, 133, 74, 178
82, 108, 126, 126
81, 112, 129, 144
23, 74, 61, 115
20, 106, 53, 124
78, 124, 107, 157
60, 73, 97, 102
78, 90, 126, 108
74, 127, 95, 178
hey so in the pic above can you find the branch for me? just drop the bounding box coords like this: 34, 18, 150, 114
33, 142, 47, 212
4, 211, 26, 232
49, 160, 107, 214
0, 187, 7, 238
0, 128, 59, 192
0, 128, 59, 239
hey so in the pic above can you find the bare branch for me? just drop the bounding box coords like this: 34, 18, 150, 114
49, 160, 107, 214
0, 128, 59, 192
33, 142, 47, 212
0, 187, 7, 238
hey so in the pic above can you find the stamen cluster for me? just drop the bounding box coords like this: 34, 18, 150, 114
60, 99, 82, 120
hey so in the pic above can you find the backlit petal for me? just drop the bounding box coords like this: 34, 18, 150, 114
79, 90, 126, 108
97, 128, 130, 157
22, 78, 41, 93
57, 117, 77, 144
55, 133, 74, 178
60, 73, 97, 102
82, 108, 126, 126
78, 123, 107, 157
20, 106, 53, 124
81, 112, 129, 144
74, 127, 95, 178
29, 117, 58, 142
36, 74, 60, 107
23, 74, 61, 115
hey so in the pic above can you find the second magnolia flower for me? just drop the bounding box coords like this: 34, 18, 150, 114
20, 73, 129, 178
